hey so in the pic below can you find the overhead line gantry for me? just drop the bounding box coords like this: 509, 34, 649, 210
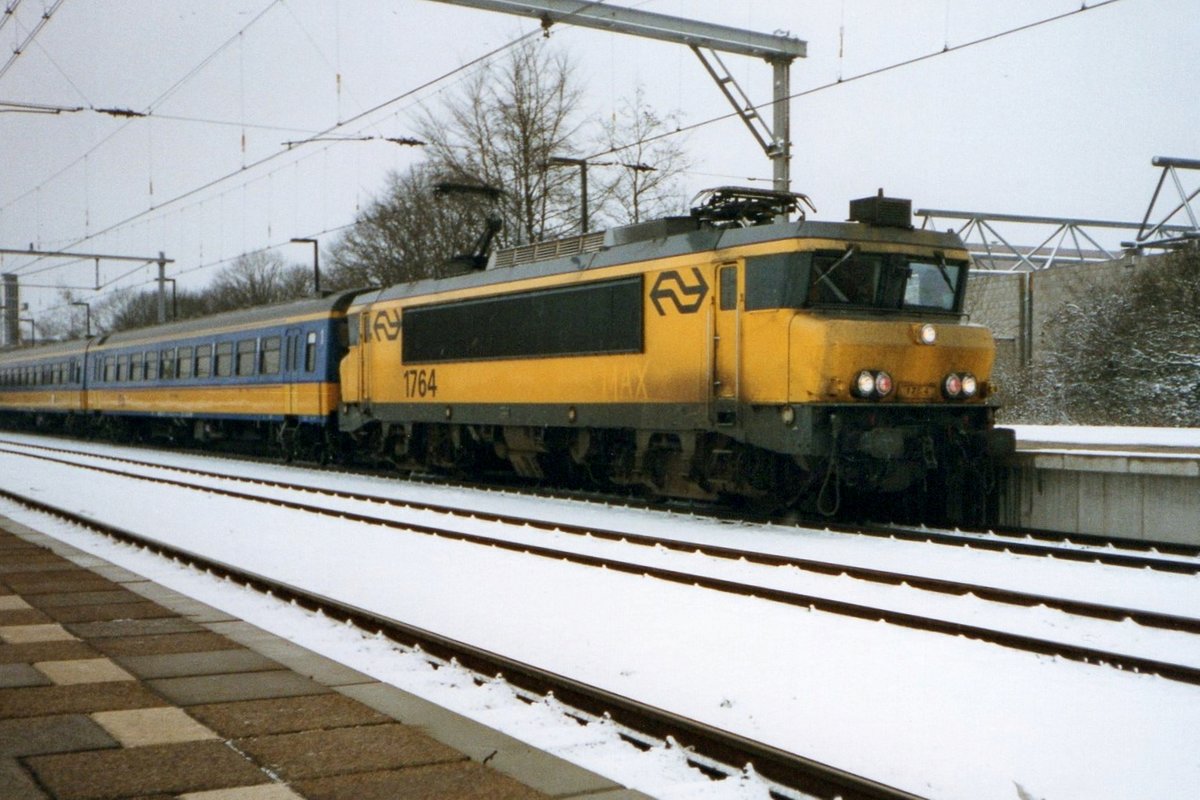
425, 0, 806, 195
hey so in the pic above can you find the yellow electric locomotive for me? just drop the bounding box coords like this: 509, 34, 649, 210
340, 188, 1011, 522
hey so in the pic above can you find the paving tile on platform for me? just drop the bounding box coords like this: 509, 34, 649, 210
90, 630, 239, 658
204, 622, 375, 686
0, 608, 51, 626
0, 714, 119, 756
0, 640, 97, 665
0, 663, 51, 688
91, 707, 220, 747
0, 757, 48, 800
114, 648, 281, 680
0, 682, 165, 719
293, 761, 551, 800
64, 617, 203, 640
340, 682, 626, 798
43, 601, 175, 624
2, 571, 117, 595
177, 784, 306, 800
149, 670, 330, 706
35, 658, 136, 685
87, 564, 148, 583
0, 624, 77, 644
25, 740, 270, 800
188, 693, 393, 738
236, 723, 463, 780
25, 590, 144, 608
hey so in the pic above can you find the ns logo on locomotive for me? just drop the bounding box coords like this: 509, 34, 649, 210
0, 187, 1013, 524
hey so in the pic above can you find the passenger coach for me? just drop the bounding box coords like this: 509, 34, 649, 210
0, 291, 360, 458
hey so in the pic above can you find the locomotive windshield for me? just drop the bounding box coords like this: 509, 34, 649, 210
745, 250, 964, 313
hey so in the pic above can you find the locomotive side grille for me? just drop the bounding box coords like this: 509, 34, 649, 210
492, 231, 606, 268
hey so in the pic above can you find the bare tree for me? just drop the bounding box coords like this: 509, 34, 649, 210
324, 164, 487, 289
592, 86, 693, 226
207, 251, 311, 311
414, 37, 584, 245
102, 286, 211, 333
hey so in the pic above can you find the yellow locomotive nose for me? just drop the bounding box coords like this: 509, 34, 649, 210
789, 315, 996, 404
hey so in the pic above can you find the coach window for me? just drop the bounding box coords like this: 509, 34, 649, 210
236, 339, 257, 376
177, 346, 194, 379
145, 351, 159, 381
55, 363, 64, 385
160, 349, 175, 380
131, 352, 145, 381
719, 265, 737, 311
117, 355, 129, 382
304, 331, 318, 372
196, 344, 213, 378
215, 342, 233, 377
260, 336, 281, 375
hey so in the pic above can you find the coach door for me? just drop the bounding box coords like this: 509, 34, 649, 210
283, 327, 304, 415
712, 263, 740, 426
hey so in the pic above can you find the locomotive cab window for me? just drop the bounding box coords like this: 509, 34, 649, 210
903, 259, 963, 312
807, 249, 965, 313
718, 266, 737, 310
745, 253, 811, 310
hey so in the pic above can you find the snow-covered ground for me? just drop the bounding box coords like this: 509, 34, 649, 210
2, 433, 1200, 799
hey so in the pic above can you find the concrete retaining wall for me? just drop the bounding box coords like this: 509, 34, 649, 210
1000, 453, 1200, 545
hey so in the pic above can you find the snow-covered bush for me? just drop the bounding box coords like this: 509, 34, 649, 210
1000, 246, 1200, 426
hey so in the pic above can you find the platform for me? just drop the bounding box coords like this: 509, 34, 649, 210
0, 515, 648, 800
1001, 426, 1200, 545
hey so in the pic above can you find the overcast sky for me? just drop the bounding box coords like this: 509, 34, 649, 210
1, 0, 1197, 319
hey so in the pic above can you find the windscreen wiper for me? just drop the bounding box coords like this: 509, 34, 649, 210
813, 246, 857, 302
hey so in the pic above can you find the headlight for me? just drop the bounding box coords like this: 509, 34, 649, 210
874, 371, 894, 397
853, 370, 876, 398
917, 324, 937, 345
943, 373, 963, 398
960, 373, 978, 398
852, 370, 893, 399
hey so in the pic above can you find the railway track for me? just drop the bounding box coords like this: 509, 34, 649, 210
3, 438, 1199, 687
0, 455, 919, 800
4, 434, 1199, 574
3, 431, 1196, 571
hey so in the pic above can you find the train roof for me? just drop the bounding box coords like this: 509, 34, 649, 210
92, 289, 365, 349
374, 214, 970, 305
0, 338, 89, 365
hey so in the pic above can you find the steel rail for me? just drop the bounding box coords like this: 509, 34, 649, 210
4, 444, 1200, 688
0, 484, 920, 800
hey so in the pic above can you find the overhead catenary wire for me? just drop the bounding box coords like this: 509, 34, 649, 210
584, 0, 1125, 163
0, 0, 65, 83
12, 26, 544, 281
7, 0, 1125, 304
